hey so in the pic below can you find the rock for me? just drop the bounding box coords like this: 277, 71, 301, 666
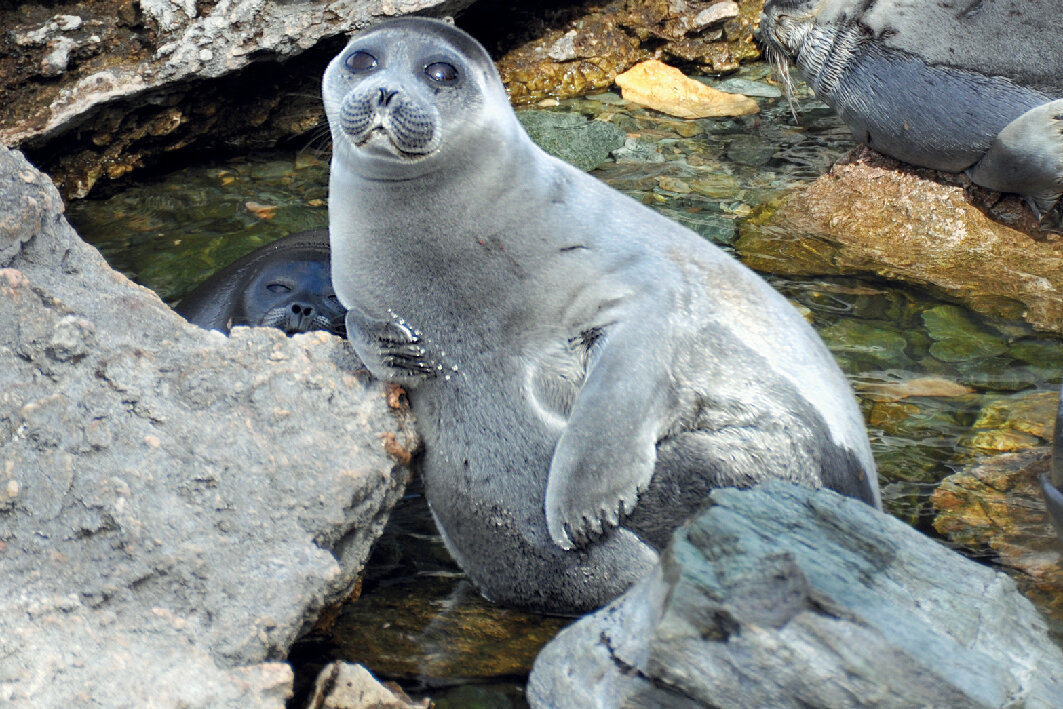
528, 481, 1063, 709
968, 390, 1060, 445
710, 77, 782, 98
932, 448, 1063, 631
516, 111, 627, 172
306, 662, 428, 709
0, 144, 418, 706
736, 147, 1063, 334
0, 0, 468, 197
614, 60, 759, 119
691, 2, 740, 30
485, 0, 764, 105
857, 376, 976, 401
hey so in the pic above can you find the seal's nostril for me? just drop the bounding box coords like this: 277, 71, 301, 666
377, 87, 397, 106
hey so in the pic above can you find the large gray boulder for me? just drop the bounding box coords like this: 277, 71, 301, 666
0, 145, 418, 706
528, 480, 1063, 709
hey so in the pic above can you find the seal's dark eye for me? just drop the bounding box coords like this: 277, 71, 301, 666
266, 283, 292, 294
345, 51, 377, 73
424, 61, 458, 83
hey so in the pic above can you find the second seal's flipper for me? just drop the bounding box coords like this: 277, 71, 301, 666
967, 99, 1063, 231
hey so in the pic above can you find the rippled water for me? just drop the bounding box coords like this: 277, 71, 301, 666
66, 62, 1063, 706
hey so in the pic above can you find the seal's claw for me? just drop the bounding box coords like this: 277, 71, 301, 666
345, 307, 439, 384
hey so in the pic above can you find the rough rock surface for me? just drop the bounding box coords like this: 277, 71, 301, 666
516, 110, 627, 172
736, 147, 1063, 334
0, 144, 418, 706
0, 0, 470, 197
614, 59, 758, 118
480, 0, 764, 105
528, 481, 1063, 709
307, 662, 428, 709
932, 389, 1063, 630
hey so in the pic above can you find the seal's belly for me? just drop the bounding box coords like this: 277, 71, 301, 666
410, 342, 649, 612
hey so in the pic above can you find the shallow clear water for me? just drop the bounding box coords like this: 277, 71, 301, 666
66, 63, 1063, 705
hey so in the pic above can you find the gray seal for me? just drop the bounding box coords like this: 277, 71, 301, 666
323, 17, 880, 614
761, 0, 1063, 229
175, 228, 346, 336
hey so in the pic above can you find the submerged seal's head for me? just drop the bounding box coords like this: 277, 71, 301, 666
239, 255, 346, 337
322, 18, 513, 181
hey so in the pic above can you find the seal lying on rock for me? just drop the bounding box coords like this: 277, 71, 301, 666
760, 0, 1063, 229
323, 17, 879, 614
1040, 385, 1063, 544
175, 228, 346, 336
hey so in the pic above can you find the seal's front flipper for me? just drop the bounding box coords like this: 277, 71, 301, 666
544, 296, 675, 550
967, 99, 1063, 232
345, 306, 437, 384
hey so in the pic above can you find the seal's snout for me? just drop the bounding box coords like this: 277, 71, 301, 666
276, 301, 319, 333
338, 83, 441, 157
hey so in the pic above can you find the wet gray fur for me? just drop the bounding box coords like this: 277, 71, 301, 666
761, 0, 1063, 225
324, 18, 879, 614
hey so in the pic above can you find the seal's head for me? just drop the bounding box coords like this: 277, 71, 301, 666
760, 0, 825, 114
323, 17, 513, 181
239, 255, 346, 336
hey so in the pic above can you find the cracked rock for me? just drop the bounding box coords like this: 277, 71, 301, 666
528, 481, 1063, 709
0, 144, 419, 707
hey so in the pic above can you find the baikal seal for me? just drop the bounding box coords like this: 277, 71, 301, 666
323, 17, 880, 614
761, 0, 1063, 229
176, 229, 346, 337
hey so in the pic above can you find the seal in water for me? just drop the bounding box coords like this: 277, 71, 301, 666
760, 0, 1063, 229
1040, 384, 1063, 545
323, 17, 879, 614
175, 228, 346, 336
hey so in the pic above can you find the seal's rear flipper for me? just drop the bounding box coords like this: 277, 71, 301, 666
967, 99, 1063, 232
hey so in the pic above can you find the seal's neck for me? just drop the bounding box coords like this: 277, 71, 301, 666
330, 120, 545, 245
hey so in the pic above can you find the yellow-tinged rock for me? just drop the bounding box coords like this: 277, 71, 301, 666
615, 60, 758, 119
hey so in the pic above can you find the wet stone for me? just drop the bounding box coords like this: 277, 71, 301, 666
710, 77, 782, 98
725, 135, 776, 166
932, 448, 1063, 638
516, 110, 626, 172
818, 319, 912, 370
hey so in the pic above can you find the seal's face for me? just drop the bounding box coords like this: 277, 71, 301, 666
240, 258, 346, 336
323, 18, 507, 181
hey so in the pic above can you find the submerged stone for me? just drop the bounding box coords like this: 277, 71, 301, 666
818, 318, 912, 369
725, 134, 776, 167
516, 110, 626, 172
711, 77, 782, 98
932, 449, 1063, 634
